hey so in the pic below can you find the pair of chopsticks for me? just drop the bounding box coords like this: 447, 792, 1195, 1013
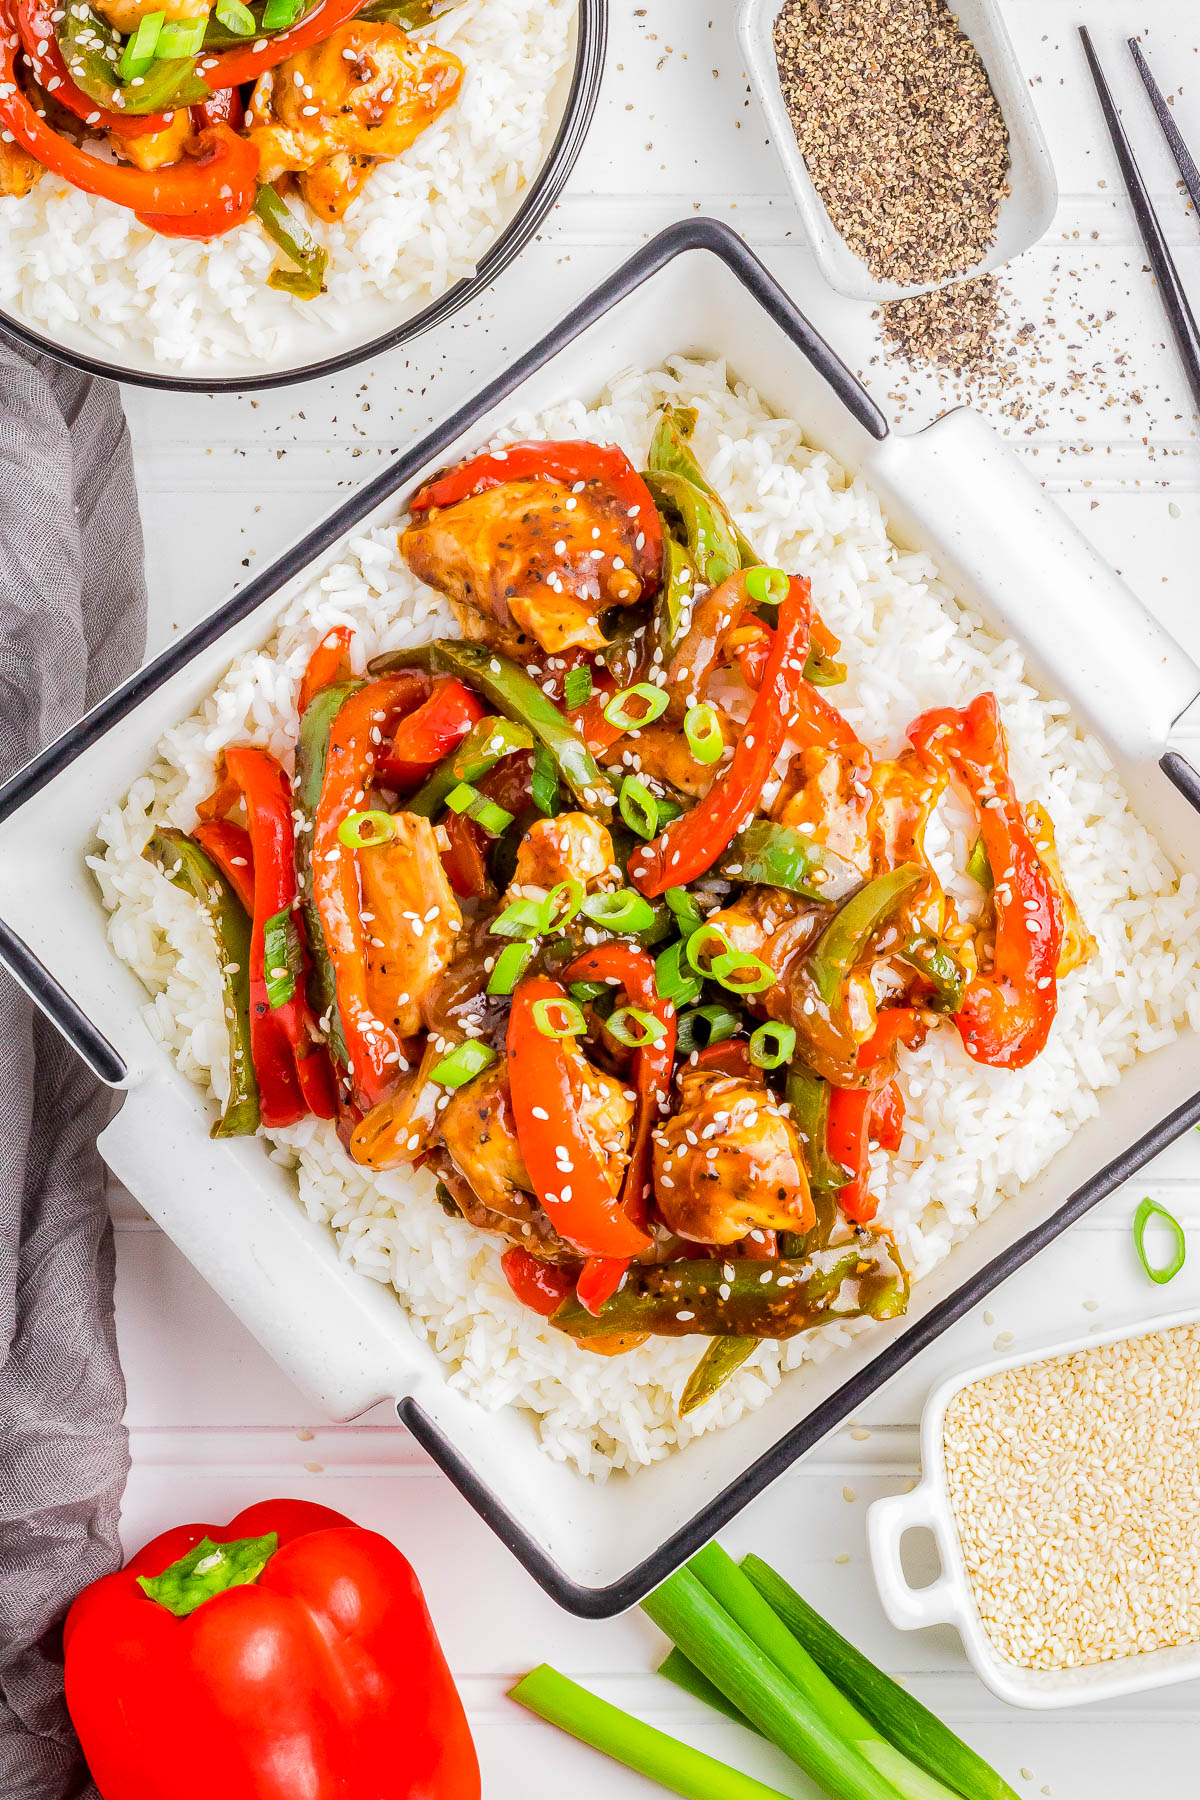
1079, 26, 1200, 415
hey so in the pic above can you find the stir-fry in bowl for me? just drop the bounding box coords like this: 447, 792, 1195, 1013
95, 361, 1200, 1476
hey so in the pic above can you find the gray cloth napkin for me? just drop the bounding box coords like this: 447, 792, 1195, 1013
0, 343, 146, 1800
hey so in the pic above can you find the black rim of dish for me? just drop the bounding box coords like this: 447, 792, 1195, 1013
0, 219, 1197, 1617
0, 0, 607, 393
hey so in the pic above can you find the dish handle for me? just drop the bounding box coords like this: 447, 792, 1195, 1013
866, 1480, 965, 1634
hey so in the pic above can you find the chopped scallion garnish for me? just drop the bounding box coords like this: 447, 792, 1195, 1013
749, 1021, 796, 1069
684, 920, 737, 977
531, 996, 585, 1039
606, 1006, 666, 1049
490, 897, 547, 940
260, 0, 304, 26
214, 0, 256, 33
154, 14, 205, 55
430, 1039, 495, 1089
684, 702, 724, 765
665, 885, 705, 938
676, 1003, 741, 1056
530, 744, 559, 816
563, 665, 594, 711
568, 979, 607, 1004
744, 565, 789, 608
603, 681, 669, 732
1133, 1196, 1186, 1284
337, 808, 396, 849
118, 10, 164, 77
619, 774, 660, 840
655, 939, 702, 1008
545, 879, 585, 929
581, 888, 656, 934
486, 940, 535, 997
712, 949, 775, 995
445, 782, 512, 838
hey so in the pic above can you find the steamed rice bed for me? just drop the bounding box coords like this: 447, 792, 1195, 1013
92, 358, 1200, 1477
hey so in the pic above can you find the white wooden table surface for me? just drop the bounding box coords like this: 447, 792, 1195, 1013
113, 2, 1200, 1791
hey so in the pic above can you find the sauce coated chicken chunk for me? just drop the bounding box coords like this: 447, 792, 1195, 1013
653, 1066, 814, 1246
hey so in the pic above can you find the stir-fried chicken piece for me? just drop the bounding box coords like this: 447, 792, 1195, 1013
360, 812, 462, 1039
653, 1066, 814, 1245
402, 483, 649, 657
94, 0, 206, 32
246, 24, 463, 222
350, 1035, 445, 1169
0, 138, 42, 197
602, 709, 731, 800
868, 750, 948, 935
510, 812, 616, 892
438, 1052, 633, 1248
773, 745, 874, 878
703, 886, 821, 1016
116, 110, 192, 174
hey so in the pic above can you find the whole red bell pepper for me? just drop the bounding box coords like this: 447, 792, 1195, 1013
629, 575, 813, 895
563, 942, 676, 1314
63, 1498, 480, 1800
507, 975, 654, 1261
908, 692, 1063, 1069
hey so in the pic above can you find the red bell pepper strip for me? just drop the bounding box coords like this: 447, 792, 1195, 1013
692, 1037, 755, 1079
63, 1497, 480, 1800
13, 0, 169, 137
311, 676, 422, 1110
909, 692, 1063, 1069
224, 746, 337, 1124
191, 84, 243, 132
507, 975, 654, 1261
501, 1246, 577, 1318
299, 625, 355, 717
439, 805, 490, 899
378, 676, 487, 789
411, 440, 664, 596
734, 612, 844, 692
857, 1005, 929, 1072
629, 576, 813, 896
870, 1079, 905, 1153
826, 1085, 877, 1223
192, 818, 255, 915
195, 0, 363, 88
0, 36, 258, 223
564, 943, 676, 1314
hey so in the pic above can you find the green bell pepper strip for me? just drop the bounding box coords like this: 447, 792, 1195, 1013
551, 1240, 909, 1340
404, 715, 534, 819
643, 471, 740, 593
57, 2, 211, 113
807, 865, 924, 1007
679, 1337, 757, 1414
253, 185, 328, 300
144, 829, 260, 1138
722, 819, 860, 904
897, 930, 967, 1014
966, 832, 993, 891
647, 405, 843, 686
371, 640, 617, 819
355, 0, 459, 22
785, 1066, 853, 1193
293, 679, 361, 1068
655, 532, 699, 658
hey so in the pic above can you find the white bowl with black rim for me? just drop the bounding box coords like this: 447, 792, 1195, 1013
0, 218, 1198, 1616
738, 0, 1058, 303
0, 0, 605, 393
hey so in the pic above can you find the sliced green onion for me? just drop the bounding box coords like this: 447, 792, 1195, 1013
262, 904, 303, 1011
581, 888, 657, 934
261, 0, 304, 25
487, 941, 535, 997
530, 744, 559, 816
568, 979, 607, 1005
563, 665, 594, 711
619, 774, 660, 840
337, 808, 396, 849
445, 781, 513, 838
606, 1006, 666, 1049
445, 781, 480, 814
665, 885, 705, 938
490, 897, 547, 940
154, 15, 205, 55
604, 681, 669, 732
214, 0, 256, 34
684, 702, 724, 765
712, 950, 775, 995
966, 834, 993, 892
545, 879, 585, 929
739, 1555, 1022, 1800
655, 939, 703, 1008
509, 1664, 793, 1800
430, 1039, 495, 1090
1133, 1196, 1186, 1285
119, 10, 164, 76
676, 1004, 741, 1056
532, 996, 585, 1039
749, 1021, 796, 1069
685, 920, 736, 977
744, 566, 789, 607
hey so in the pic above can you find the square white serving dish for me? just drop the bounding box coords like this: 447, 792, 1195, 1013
738, 0, 1059, 302
867, 1308, 1200, 1707
0, 219, 1198, 1618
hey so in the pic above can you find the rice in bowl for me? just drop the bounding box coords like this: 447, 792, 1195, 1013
91, 356, 1200, 1477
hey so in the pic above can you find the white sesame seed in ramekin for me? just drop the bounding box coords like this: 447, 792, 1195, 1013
942, 1323, 1200, 1672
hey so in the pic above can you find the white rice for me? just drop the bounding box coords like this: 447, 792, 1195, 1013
0, 0, 573, 371
91, 356, 1200, 1477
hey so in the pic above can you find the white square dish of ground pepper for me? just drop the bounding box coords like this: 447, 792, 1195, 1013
739, 0, 1058, 302
867, 1310, 1200, 1709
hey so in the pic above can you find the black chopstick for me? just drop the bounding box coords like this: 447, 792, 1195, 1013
1078, 25, 1200, 417
1128, 36, 1200, 219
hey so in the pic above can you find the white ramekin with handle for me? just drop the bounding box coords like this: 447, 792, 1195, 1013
867, 1307, 1200, 1708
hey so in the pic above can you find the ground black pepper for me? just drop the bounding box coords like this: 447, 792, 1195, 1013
773, 0, 1010, 287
